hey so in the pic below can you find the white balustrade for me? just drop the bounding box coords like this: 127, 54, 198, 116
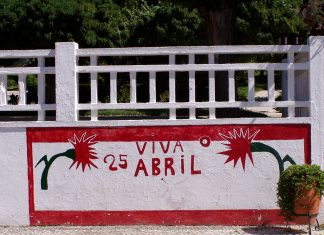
0, 38, 321, 123
0, 49, 55, 120
74, 43, 311, 121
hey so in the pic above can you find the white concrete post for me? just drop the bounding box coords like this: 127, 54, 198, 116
37, 57, 46, 121
309, 36, 324, 223
55, 42, 79, 121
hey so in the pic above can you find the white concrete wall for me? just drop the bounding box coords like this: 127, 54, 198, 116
0, 128, 29, 225
0, 125, 321, 226
0, 38, 323, 226
309, 36, 324, 224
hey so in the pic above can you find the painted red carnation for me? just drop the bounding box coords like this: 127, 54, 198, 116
68, 133, 98, 171
218, 129, 260, 170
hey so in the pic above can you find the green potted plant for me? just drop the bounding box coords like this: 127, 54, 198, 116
277, 164, 324, 224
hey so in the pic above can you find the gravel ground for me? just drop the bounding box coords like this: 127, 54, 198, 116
0, 225, 323, 235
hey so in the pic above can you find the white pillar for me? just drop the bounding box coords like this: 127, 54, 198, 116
309, 36, 324, 223
55, 42, 78, 121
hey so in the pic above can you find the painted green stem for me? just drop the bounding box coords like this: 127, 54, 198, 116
251, 142, 296, 175
35, 149, 75, 190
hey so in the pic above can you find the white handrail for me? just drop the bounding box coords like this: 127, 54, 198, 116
0, 39, 319, 122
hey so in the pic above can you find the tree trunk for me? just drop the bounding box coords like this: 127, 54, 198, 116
198, 1, 237, 117
206, 4, 235, 46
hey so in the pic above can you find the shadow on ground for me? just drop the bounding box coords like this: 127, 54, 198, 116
241, 226, 307, 234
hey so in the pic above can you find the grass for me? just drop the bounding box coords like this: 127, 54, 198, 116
99, 109, 146, 116
79, 109, 169, 118
77, 107, 267, 119
237, 83, 267, 101
79, 81, 270, 119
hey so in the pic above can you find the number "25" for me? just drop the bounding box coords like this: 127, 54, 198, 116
103, 154, 128, 171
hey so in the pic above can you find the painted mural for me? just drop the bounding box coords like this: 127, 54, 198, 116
27, 124, 310, 225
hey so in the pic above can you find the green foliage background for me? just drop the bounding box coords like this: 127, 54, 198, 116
0, 0, 309, 49
0, 0, 312, 117
235, 0, 309, 44
0, 0, 202, 49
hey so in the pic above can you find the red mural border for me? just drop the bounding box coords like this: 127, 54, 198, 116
30, 210, 282, 225
27, 124, 311, 225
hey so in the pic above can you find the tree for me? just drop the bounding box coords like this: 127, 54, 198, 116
0, 0, 204, 107
167, 0, 309, 116
0, 0, 202, 49
0, 0, 312, 116
235, 0, 309, 45
300, 0, 324, 35
0, 0, 129, 49
124, 1, 202, 47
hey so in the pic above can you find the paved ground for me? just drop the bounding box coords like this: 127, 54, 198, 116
244, 90, 282, 118
244, 90, 283, 118
0, 225, 323, 235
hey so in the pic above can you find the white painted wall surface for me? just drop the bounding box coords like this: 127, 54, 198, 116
0, 128, 29, 225
32, 140, 304, 211
309, 36, 324, 224
0, 37, 323, 225
0, 125, 322, 225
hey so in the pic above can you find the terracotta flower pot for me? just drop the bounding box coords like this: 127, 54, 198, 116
292, 187, 321, 224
